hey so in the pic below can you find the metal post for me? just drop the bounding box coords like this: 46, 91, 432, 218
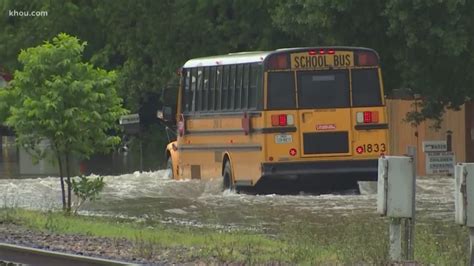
390, 218, 403, 261
470, 227, 474, 266
446, 130, 453, 152
406, 146, 417, 260
380, 156, 416, 263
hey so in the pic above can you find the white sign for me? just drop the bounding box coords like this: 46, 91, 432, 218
119, 114, 140, 125
275, 134, 293, 144
422, 140, 447, 152
425, 151, 455, 175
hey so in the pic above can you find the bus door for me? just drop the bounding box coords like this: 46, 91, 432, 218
296, 69, 353, 158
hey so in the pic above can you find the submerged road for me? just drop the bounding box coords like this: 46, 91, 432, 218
0, 170, 455, 233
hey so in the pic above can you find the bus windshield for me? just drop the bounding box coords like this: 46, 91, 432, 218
267, 68, 382, 109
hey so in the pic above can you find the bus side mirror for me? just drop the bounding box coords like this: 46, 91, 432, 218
160, 83, 178, 124
158, 106, 176, 123
163, 106, 173, 121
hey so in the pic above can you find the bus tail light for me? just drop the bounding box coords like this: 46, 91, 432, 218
356, 146, 364, 154
267, 54, 289, 69
355, 51, 378, 66
309, 49, 335, 55
271, 114, 294, 126
289, 148, 297, 156
279, 114, 287, 126
363, 111, 372, 123
356, 111, 379, 124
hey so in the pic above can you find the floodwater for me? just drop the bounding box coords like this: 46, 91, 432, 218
0, 136, 161, 179
0, 169, 456, 233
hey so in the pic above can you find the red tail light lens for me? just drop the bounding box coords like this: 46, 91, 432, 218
268, 54, 289, 69
309, 49, 335, 55
278, 114, 287, 126
271, 114, 294, 126
271, 114, 288, 126
356, 51, 378, 66
357, 111, 379, 124
363, 111, 372, 123
289, 148, 297, 156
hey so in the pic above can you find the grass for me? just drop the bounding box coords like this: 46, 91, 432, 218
0, 208, 469, 264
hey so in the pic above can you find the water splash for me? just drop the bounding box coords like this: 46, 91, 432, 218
0, 172, 456, 231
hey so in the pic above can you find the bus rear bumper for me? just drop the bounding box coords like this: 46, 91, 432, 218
261, 159, 378, 180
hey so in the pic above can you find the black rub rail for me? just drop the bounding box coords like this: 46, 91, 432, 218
0, 243, 136, 266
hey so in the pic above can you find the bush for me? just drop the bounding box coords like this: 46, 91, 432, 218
71, 175, 105, 214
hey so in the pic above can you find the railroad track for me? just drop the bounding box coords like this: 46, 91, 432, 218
0, 243, 135, 265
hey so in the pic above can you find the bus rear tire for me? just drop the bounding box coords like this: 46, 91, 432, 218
223, 161, 236, 192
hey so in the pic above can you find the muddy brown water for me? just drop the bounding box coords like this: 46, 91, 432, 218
0, 169, 455, 234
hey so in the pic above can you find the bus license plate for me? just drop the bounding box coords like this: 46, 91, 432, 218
275, 134, 292, 144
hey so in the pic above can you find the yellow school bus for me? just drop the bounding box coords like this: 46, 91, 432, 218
164, 47, 389, 191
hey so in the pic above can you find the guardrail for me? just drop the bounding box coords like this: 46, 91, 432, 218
0, 243, 136, 265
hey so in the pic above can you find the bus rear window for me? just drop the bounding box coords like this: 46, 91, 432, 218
297, 70, 350, 109
268, 72, 296, 109
352, 69, 382, 107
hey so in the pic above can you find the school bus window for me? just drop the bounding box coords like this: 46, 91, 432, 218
267, 71, 296, 109
214, 66, 219, 110
202, 67, 207, 111
190, 68, 198, 112
249, 63, 258, 109
182, 69, 190, 113
216, 66, 223, 110
205, 67, 210, 111
196, 67, 203, 111
193, 68, 201, 112
203, 67, 210, 111
222, 65, 229, 110
297, 70, 349, 109
209, 66, 216, 111
352, 68, 382, 107
242, 64, 250, 109
234, 64, 243, 110
229, 65, 236, 110
256, 64, 264, 110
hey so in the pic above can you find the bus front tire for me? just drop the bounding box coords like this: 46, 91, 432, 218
223, 161, 236, 192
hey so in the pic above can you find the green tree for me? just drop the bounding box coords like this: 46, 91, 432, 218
93, 0, 291, 111
0, 33, 127, 212
271, 0, 474, 126
2, 0, 473, 125
0, 0, 106, 71
383, 0, 474, 126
